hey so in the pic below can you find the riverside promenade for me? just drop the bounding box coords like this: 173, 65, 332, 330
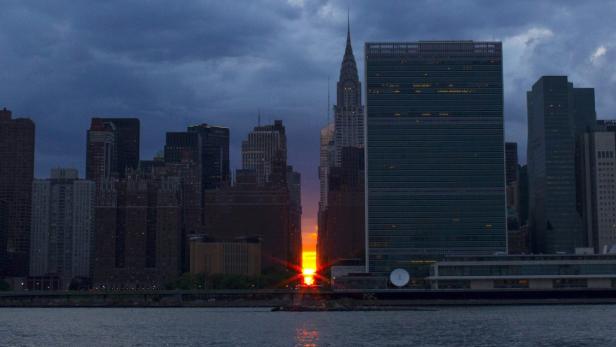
3, 288, 616, 308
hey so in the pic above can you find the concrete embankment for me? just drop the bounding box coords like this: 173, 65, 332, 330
3, 289, 616, 308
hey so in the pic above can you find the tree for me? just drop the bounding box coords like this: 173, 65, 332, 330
0, 279, 10, 291
167, 273, 206, 290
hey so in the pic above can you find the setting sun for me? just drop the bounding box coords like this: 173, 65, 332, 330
302, 251, 316, 286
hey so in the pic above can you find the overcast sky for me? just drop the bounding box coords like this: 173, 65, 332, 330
2, 0, 616, 241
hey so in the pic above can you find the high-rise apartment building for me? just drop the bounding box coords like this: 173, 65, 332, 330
0, 107, 35, 276
241, 120, 287, 186
365, 41, 507, 274
29, 169, 95, 287
93, 173, 182, 289
203, 170, 292, 270
527, 76, 596, 253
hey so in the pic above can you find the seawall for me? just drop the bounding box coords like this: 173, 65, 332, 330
3, 289, 616, 308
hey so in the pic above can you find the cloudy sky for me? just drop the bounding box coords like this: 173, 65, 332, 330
2, 0, 616, 243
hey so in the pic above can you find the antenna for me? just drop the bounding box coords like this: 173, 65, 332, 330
347, 7, 350, 34
258, 109, 261, 126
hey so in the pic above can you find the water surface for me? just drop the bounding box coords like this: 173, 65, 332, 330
1, 305, 615, 346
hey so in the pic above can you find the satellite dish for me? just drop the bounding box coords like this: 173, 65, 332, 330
390, 268, 410, 288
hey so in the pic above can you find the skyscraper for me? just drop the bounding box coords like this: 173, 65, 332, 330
318, 19, 366, 270
0, 107, 35, 276
505, 143, 520, 226
164, 132, 201, 164
241, 120, 287, 186
333, 19, 364, 166
86, 119, 115, 187
318, 122, 335, 211
505, 143, 519, 185
188, 124, 230, 189
321, 147, 365, 267
98, 118, 140, 177
365, 41, 507, 274
0, 200, 8, 274
527, 76, 596, 253
30, 169, 95, 287
86, 118, 140, 185
287, 166, 302, 267
579, 124, 616, 253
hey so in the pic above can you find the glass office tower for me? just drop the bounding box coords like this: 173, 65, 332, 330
365, 41, 506, 274
527, 76, 595, 254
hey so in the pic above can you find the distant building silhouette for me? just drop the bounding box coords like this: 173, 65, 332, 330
505, 142, 524, 254
187, 124, 230, 190
203, 169, 294, 270
164, 124, 230, 192
318, 123, 335, 212
506, 143, 519, 184
30, 168, 95, 288
0, 107, 35, 276
241, 120, 287, 186
86, 119, 115, 188
320, 147, 365, 268
527, 76, 595, 253
287, 166, 302, 268
93, 172, 183, 290
142, 157, 203, 272
0, 200, 8, 275
99, 118, 140, 177
365, 41, 507, 274
164, 131, 201, 164
86, 118, 140, 186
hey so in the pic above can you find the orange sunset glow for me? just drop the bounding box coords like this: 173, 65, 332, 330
301, 225, 318, 285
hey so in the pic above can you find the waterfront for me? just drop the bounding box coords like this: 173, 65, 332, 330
1, 305, 616, 346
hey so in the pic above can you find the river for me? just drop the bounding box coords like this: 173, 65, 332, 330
1, 305, 615, 346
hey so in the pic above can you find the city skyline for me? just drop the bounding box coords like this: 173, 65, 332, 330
2, 1, 616, 248
5, 2, 616, 345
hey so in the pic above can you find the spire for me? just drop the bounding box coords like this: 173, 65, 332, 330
347, 7, 350, 39
345, 8, 353, 57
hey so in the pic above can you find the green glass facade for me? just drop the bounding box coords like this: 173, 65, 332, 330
526, 76, 596, 254
365, 41, 506, 274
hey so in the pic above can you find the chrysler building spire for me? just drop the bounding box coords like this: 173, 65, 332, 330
333, 11, 364, 166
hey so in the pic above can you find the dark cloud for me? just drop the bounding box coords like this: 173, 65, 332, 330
1, 0, 616, 232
